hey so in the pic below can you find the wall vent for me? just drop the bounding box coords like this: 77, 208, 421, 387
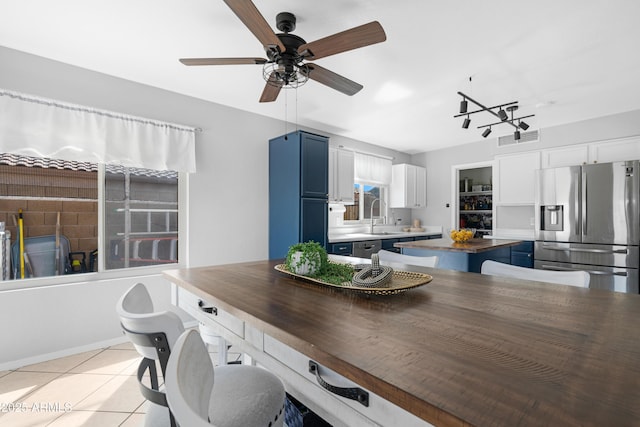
497, 129, 539, 147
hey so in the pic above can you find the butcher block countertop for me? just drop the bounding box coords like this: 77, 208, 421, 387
395, 237, 522, 253
164, 260, 640, 427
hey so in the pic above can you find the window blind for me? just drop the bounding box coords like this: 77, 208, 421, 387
354, 152, 392, 185
0, 89, 196, 173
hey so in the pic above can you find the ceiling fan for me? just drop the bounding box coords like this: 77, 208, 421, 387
179, 0, 387, 102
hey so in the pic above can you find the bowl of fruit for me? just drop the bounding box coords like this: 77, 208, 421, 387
449, 228, 475, 243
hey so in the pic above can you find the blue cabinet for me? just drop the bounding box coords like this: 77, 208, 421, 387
328, 242, 353, 256
510, 241, 534, 268
382, 237, 414, 253
269, 131, 329, 259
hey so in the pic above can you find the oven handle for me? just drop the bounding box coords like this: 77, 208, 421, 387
539, 264, 628, 277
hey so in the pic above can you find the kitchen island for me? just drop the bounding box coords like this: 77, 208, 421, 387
164, 260, 640, 427
395, 237, 522, 272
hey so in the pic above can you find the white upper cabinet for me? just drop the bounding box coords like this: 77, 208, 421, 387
542, 137, 640, 168
328, 147, 355, 203
494, 151, 541, 205
589, 137, 640, 163
390, 164, 426, 208
541, 145, 590, 168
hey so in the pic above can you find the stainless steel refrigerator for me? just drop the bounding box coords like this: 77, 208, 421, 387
534, 160, 639, 293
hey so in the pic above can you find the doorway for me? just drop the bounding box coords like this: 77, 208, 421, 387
450, 161, 494, 236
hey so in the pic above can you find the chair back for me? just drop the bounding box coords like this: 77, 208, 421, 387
116, 283, 185, 360
377, 249, 439, 268
166, 330, 215, 427
481, 260, 590, 287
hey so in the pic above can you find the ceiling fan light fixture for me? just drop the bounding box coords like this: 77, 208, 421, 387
462, 117, 471, 129
482, 127, 492, 138
263, 62, 309, 88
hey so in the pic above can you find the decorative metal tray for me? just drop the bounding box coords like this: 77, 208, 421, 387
274, 264, 433, 295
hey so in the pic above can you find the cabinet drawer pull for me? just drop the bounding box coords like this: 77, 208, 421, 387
309, 360, 369, 407
198, 300, 217, 316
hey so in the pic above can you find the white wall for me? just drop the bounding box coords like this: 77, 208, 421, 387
0, 46, 405, 369
412, 109, 640, 231
0, 274, 171, 371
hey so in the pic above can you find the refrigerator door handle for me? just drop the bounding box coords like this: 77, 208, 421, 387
539, 264, 628, 277
541, 245, 628, 255
574, 170, 581, 237
581, 170, 587, 237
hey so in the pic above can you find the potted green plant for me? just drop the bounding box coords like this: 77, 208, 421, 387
285, 241, 328, 276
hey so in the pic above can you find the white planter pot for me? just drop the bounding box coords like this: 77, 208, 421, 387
290, 251, 320, 275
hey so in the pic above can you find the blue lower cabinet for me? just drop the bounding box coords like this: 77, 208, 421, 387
510, 241, 534, 268
414, 234, 442, 241
328, 242, 353, 256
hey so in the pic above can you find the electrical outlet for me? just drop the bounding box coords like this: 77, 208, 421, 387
530, 217, 535, 226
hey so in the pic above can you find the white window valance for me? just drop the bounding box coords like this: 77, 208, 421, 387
354, 152, 392, 185
0, 89, 196, 172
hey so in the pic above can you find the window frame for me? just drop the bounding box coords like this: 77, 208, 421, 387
343, 181, 389, 225
0, 164, 187, 291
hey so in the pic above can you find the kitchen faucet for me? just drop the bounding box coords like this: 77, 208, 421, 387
370, 198, 385, 233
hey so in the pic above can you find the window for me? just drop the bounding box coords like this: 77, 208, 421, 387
105, 165, 178, 269
344, 151, 392, 223
0, 154, 179, 281
343, 183, 388, 223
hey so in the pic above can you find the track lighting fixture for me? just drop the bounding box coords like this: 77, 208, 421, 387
459, 98, 468, 114
454, 91, 535, 140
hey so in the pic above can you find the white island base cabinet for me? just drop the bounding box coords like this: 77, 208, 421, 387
172, 284, 433, 427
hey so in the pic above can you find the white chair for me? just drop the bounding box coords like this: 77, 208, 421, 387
166, 329, 286, 427
480, 260, 590, 288
116, 282, 185, 427
377, 249, 439, 268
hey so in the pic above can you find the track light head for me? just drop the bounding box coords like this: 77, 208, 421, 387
482, 128, 492, 138
519, 120, 530, 130
462, 117, 471, 129
498, 108, 508, 121
459, 99, 468, 114
514, 130, 521, 141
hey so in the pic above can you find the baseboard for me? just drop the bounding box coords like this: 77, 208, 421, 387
0, 319, 200, 371
0, 335, 129, 372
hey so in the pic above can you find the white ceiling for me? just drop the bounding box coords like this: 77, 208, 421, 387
2, 0, 640, 154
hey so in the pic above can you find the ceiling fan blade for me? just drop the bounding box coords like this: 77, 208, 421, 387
301, 64, 363, 96
179, 57, 268, 66
223, 0, 285, 52
260, 72, 283, 102
298, 21, 386, 60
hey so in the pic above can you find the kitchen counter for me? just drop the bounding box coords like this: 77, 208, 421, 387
395, 237, 522, 253
328, 230, 441, 243
395, 238, 522, 272
164, 260, 640, 427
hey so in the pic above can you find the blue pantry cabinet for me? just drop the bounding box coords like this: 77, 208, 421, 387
269, 131, 329, 259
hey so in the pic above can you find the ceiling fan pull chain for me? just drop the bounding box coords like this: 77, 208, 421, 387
295, 86, 299, 132
284, 88, 288, 138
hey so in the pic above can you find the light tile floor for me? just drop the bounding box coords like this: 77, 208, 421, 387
0, 340, 240, 427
